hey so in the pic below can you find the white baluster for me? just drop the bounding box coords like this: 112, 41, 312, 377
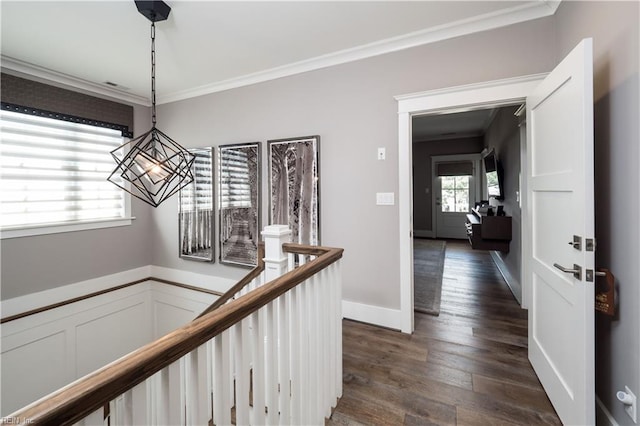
150, 368, 170, 425
213, 332, 232, 426
288, 252, 295, 271
327, 263, 338, 407
277, 293, 291, 424
110, 392, 129, 425
234, 319, 251, 425
336, 261, 343, 400
265, 301, 279, 425
185, 346, 210, 425
130, 381, 149, 425
251, 307, 266, 425
289, 287, 301, 425
167, 360, 184, 426
300, 279, 311, 424
307, 276, 319, 423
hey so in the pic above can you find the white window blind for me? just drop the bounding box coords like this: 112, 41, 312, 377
220, 148, 251, 208
0, 110, 127, 230
179, 150, 213, 212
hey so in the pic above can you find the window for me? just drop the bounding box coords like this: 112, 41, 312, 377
0, 109, 131, 238
440, 175, 470, 212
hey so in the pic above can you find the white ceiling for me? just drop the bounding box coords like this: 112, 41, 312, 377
1, 1, 558, 105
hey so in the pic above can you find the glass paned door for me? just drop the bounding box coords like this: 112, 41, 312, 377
435, 171, 475, 239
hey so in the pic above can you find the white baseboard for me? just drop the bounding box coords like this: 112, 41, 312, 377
0, 266, 151, 318
342, 300, 402, 331
596, 396, 620, 426
489, 251, 523, 306
414, 230, 434, 238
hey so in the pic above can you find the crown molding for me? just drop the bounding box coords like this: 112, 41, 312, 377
2, 0, 560, 106
1, 56, 150, 106
158, 0, 560, 104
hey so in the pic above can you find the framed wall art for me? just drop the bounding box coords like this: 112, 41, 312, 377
219, 142, 261, 267
179, 147, 214, 261
268, 135, 320, 246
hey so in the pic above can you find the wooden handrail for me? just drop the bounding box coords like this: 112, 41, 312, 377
282, 242, 337, 256
5, 245, 343, 426
195, 243, 265, 320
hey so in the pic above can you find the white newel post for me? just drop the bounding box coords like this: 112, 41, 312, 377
262, 225, 292, 282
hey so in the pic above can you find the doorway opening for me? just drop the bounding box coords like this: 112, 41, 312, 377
395, 73, 546, 334
411, 106, 524, 321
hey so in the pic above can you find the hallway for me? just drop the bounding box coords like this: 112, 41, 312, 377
329, 240, 561, 425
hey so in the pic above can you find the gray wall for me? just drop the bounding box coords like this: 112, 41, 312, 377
412, 136, 484, 233
554, 1, 640, 423
3, 4, 636, 423
0, 103, 153, 300
153, 17, 557, 309
483, 106, 522, 301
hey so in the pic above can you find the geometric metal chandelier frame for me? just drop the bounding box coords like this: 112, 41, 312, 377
108, 1, 194, 207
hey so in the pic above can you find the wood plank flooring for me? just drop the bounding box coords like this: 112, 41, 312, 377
328, 240, 561, 425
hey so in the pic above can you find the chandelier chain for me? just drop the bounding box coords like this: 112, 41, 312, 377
151, 22, 156, 126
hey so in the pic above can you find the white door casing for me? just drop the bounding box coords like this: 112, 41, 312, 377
396, 73, 545, 333
526, 38, 594, 425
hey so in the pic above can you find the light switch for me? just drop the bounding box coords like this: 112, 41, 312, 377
377, 147, 386, 160
376, 192, 395, 205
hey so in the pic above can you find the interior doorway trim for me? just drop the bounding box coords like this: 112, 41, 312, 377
395, 73, 547, 333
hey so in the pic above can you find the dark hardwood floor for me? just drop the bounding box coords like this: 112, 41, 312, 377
329, 240, 561, 425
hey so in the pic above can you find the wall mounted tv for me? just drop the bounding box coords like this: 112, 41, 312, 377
483, 149, 504, 200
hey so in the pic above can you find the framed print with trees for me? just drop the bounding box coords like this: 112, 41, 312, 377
179, 147, 214, 261
219, 142, 261, 267
268, 135, 320, 245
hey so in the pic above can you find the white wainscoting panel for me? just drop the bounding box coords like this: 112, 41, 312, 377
75, 299, 150, 378
1, 330, 69, 416
1, 278, 220, 417
150, 281, 217, 338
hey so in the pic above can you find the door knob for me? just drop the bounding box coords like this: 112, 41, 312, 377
553, 263, 582, 280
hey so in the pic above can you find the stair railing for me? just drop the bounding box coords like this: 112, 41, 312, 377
2, 225, 343, 426
195, 242, 265, 320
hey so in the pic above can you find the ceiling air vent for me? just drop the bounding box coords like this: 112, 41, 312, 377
103, 81, 130, 91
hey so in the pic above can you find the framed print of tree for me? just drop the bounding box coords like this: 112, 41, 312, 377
268, 136, 320, 246
218, 142, 261, 267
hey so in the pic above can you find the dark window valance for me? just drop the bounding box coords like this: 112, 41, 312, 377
1, 102, 132, 137
1, 73, 133, 137
437, 161, 473, 176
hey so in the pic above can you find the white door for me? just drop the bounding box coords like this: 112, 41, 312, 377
526, 38, 594, 425
433, 155, 479, 239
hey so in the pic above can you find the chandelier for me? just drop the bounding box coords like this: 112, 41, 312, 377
108, 0, 194, 208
